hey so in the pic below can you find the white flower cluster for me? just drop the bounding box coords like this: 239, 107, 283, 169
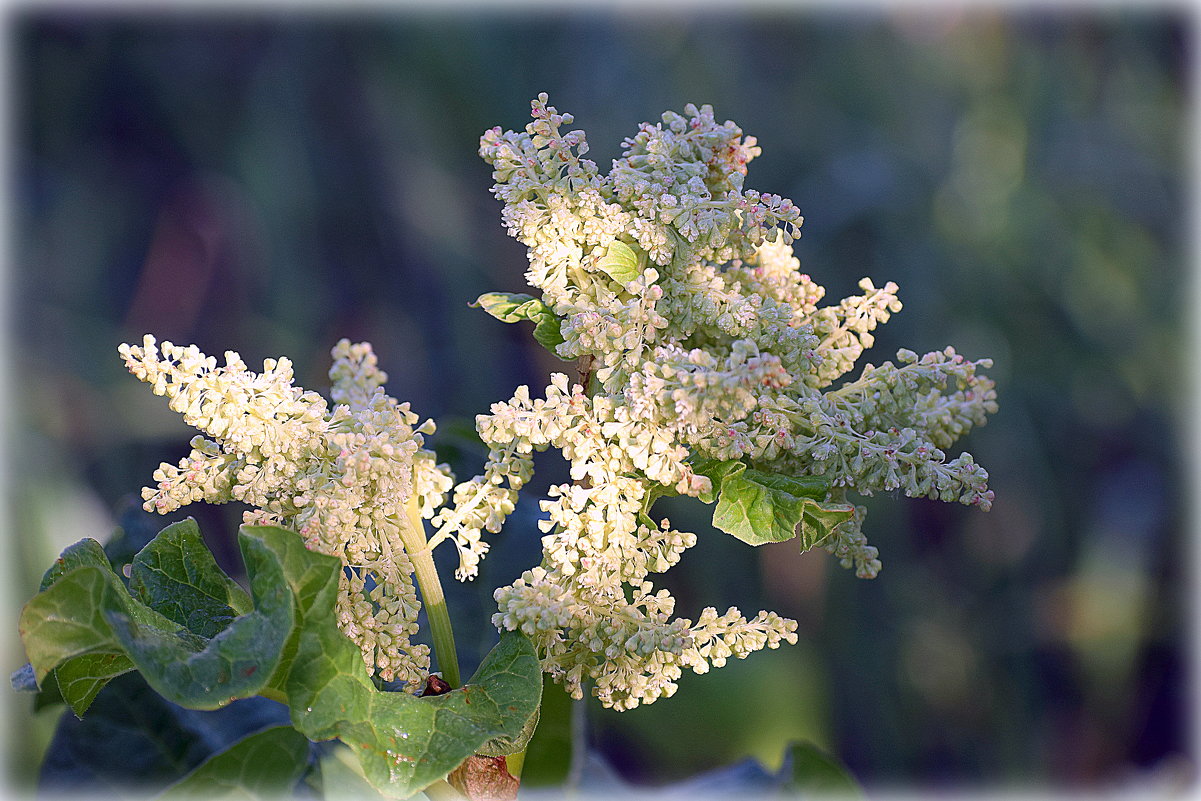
119, 336, 457, 689
483, 375, 796, 710
477, 96, 997, 707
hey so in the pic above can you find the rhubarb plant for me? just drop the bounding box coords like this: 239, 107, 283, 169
15, 95, 996, 799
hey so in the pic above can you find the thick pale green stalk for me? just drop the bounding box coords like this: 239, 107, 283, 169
423, 779, 466, 801
398, 495, 462, 688
504, 750, 525, 779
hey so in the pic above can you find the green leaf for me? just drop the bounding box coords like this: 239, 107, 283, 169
130, 518, 254, 634
712, 470, 809, 545
781, 741, 862, 797
799, 500, 857, 551
594, 240, 643, 285
737, 468, 830, 501
286, 589, 543, 799
21, 562, 180, 687
39, 537, 111, 591
473, 292, 543, 324
54, 653, 135, 715
531, 315, 566, 354
691, 460, 852, 549
158, 725, 311, 800
21, 522, 544, 798
690, 457, 747, 504
476, 702, 539, 758
473, 292, 567, 356
237, 526, 542, 796
18, 520, 297, 713
38, 671, 290, 791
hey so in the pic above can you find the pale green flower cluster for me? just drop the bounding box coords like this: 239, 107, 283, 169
477, 95, 997, 708
119, 336, 458, 689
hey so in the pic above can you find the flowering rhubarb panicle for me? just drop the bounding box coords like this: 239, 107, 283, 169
119, 336, 461, 690
477, 95, 998, 709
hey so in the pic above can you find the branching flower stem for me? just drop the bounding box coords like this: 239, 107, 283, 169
398, 494, 462, 688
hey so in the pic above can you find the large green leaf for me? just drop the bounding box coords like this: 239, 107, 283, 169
37, 670, 292, 794
158, 725, 311, 800
130, 518, 253, 635
279, 533, 542, 798
20, 522, 544, 798
472, 291, 566, 355
18, 521, 294, 714
21, 547, 183, 695
691, 459, 853, 549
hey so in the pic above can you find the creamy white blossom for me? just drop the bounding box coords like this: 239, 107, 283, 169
120, 336, 458, 689
118, 95, 997, 714
478, 95, 997, 709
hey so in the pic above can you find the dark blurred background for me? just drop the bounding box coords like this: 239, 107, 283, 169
5, 6, 1191, 795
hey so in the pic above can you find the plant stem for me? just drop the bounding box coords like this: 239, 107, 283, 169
504, 750, 526, 780
423, 779, 466, 801
566, 695, 587, 791
576, 354, 595, 394
399, 495, 462, 688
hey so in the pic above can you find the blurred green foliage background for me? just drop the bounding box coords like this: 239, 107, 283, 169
6, 7, 1190, 795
